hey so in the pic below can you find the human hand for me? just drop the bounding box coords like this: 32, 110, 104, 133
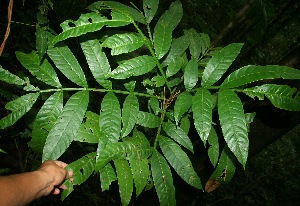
37, 160, 73, 196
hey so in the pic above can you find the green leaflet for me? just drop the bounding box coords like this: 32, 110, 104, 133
207, 126, 219, 167
0, 93, 39, 129
179, 115, 190, 134
151, 150, 176, 206
136, 111, 160, 128
149, 97, 161, 115
218, 90, 248, 167
153, 1, 183, 59
47, 34, 87, 88
102, 33, 145, 56
30, 91, 63, 153
201, 43, 244, 88
42, 91, 89, 161
0, 65, 25, 86
80, 37, 111, 83
159, 136, 202, 189
100, 163, 117, 191
210, 146, 235, 183
174, 92, 192, 125
35, 26, 48, 60
74, 111, 101, 143
61, 179, 74, 201
143, 0, 159, 23
166, 55, 183, 78
110, 55, 156, 79
16, 51, 61, 88
162, 34, 190, 67
192, 88, 213, 144
184, 58, 198, 90
221, 65, 300, 89
62, 152, 95, 199
187, 29, 210, 60
130, 159, 149, 196
121, 94, 139, 138
53, 13, 108, 44
244, 84, 300, 111
114, 159, 133, 206
87, 1, 146, 25
162, 122, 193, 153
96, 140, 152, 170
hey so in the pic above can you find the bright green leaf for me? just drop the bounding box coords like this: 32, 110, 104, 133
174, 92, 192, 124
100, 163, 117, 191
184, 58, 198, 90
179, 115, 190, 134
207, 126, 219, 167
218, 89, 248, 167
136, 111, 160, 128
201, 43, 243, 87
110, 55, 156, 79
143, 0, 159, 23
149, 97, 161, 115
187, 29, 210, 60
162, 122, 193, 153
42, 91, 89, 161
0, 65, 25, 86
221, 65, 300, 89
159, 136, 202, 189
114, 159, 133, 206
166, 55, 183, 78
192, 88, 213, 144
122, 94, 139, 137
151, 150, 176, 206
30, 91, 63, 153
153, 1, 183, 59
0, 93, 39, 129
130, 159, 149, 196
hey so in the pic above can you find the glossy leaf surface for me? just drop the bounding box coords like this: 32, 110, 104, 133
136, 111, 160, 128
143, 0, 159, 23
100, 163, 117, 191
207, 127, 219, 167
0, 66, 25, 86
121, 94, 139, 137
184, 58, 198, 90
130, 159, 149, 196
173, 92, 192, 124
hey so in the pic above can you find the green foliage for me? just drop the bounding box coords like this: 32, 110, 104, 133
0, 0, 300, 205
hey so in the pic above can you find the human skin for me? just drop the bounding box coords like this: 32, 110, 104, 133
0, 160, 73, 206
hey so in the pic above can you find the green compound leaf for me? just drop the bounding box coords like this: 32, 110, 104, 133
42, 91, 89, 161
53, 13, 108, 44
121, 94, 139, 138
218, 89, 248, 167
0, 93, 39, 129
102, 33, 145, 56
151, 150, 176, 206
201, 43, 244, 88
16, 51, 61, 88
192, 88, 213, 144
62, 152, 95, 199
96, 140, 152, 170
130, 159, 149, 196
221, 65, 300, 88
110, 55, 156, 79
30, 91, 63, 153
47, 34, 87, 88
159, 136, 202, 189
184, 58, 198, 90
143, 0, 159, 23
153, 0, 183, 59
88, 1, 146, 24
0, 65, 25, 86
173, 92, 192, 125
80, 37, 111, 83
36, 26, 48, 60
136, 111, 160, 128
210, 146, 235, 183
100, 163, 117, 191
162, 122, 193, 153
74, 111, 101, 143
114, 159, 133, 206
243, 84, 300, 111
207, 126, 219, 167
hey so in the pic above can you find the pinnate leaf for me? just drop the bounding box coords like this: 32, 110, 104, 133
184, 58, 198, 90
192, 88, 213, 144
136, 111, 160, 128
0, 65, 25, 86
110, 55, 156, 79
0, 93, 39, 129
121, 94, 139, 137
221, 65, 300, 88
151, 150, 176, 206
218, 90, 248, 167
30, 91, 63, 153
114, 159, 133, 206
243, 84, 300, 111
162, 122, 193, 153
130, 159, 149, 196
42, 91, 89, 161
102, 33, 145, 56
153, 0, 183, 59
201, 43, 243, 87
174, 92, 192, 124
159, 136, 202, 189
207, 127, 219, 167
100, 163, 117, 191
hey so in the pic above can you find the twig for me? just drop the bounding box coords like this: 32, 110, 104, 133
0, 0, 13, 56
